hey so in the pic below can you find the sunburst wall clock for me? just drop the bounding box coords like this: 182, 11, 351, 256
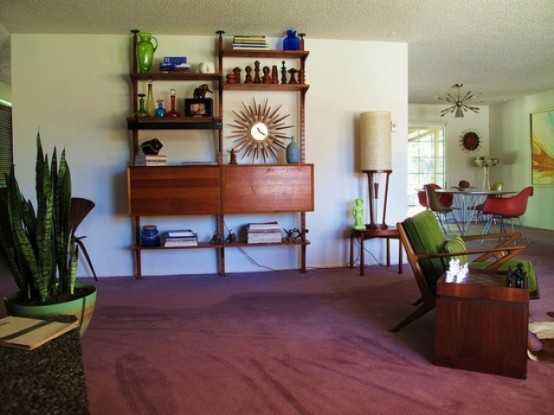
228, 97, 293, 163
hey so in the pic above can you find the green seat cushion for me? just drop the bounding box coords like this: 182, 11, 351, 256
443, 236, 468, 265
470, 259, 539, 299
403, 211, 448, 290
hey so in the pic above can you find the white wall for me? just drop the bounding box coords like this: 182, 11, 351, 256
409, 104, 490, 189
11, 34, 408, 277
489, 88, 554, 230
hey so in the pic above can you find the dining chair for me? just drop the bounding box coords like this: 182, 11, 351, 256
472, 182, 503, 223
424, 184, 461, 234
69, 197, 98, 280
481, 186, 534, 245
417, 183, 453, 209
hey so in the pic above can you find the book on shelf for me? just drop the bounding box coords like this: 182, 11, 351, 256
0, 316, 78, 351
163, 240, 198, 247
166, 229, 195, 237
247, 222, 281, 232
232, 44, 268, 49
247, 232, 282, 244
135, 154, 167, 166
232, 35, 268, 49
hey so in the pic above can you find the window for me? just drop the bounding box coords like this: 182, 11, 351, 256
407, 123, 447, 207
0, 103, 13, 187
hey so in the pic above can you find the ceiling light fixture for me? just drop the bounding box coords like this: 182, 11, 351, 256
437, 83, 480, 118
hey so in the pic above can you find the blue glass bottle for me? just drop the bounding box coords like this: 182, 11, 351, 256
155, 99, 166, 117
283, 30, 300, 51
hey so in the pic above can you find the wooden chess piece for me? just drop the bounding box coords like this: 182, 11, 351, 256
281, 61, 287, 84
228, 148, 237, 165
262, 66, 272, 84
288, 68, 298, 84
271, 65, 279, 84
244, 65, 253, 84
233, 67, 242, 83
254, 60, 261, 84
226, 73, 236, 84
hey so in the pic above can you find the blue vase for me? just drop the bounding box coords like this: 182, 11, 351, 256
283, 30, 300, 51
286, 136, 300, 164
141, 225, 160, 246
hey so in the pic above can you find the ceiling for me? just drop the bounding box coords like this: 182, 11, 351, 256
1, 0, 553, 105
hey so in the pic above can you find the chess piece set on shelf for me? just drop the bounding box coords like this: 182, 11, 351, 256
506, 263, 527, 289
225, 60, 305, 85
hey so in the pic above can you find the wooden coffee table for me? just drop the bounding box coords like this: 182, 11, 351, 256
435, 270, 529, 379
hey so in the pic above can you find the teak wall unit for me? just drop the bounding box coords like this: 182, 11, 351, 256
127, 30, 314, 278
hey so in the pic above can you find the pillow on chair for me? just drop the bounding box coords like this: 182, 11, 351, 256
443, 236, 468, 265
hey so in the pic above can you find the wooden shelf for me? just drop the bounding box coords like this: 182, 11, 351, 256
130, 72, 222, 82
220, 49, 309, 60
132, 242, 223, 250
223, 84, 309, 92
127, 116, 222, 130
225, 240, 310, 247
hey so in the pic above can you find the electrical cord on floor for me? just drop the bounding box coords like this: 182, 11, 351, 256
350, 238, 386, 268
223, 221, 278, 271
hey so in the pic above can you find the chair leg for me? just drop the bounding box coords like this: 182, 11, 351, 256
390, 301, 436, 332
517, 217, 531, 246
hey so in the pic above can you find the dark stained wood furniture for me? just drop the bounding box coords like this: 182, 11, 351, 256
349, 228, 403, 275
435, 270, 529, 379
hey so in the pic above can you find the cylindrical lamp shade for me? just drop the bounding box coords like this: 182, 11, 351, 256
359, 111, 392, 171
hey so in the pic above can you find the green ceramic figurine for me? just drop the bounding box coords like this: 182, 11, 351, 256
353, 198, 365, 230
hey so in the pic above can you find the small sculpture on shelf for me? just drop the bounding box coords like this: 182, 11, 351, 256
210, 232, 222, 245
228, 148, 237, 165
353, 198, 365, 230
283, 228, 306, 242
225, 230, 237, 244
193, 84, 213, 99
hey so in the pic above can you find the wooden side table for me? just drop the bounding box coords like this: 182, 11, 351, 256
435, 271, 529, 379
349, 227, 403, 275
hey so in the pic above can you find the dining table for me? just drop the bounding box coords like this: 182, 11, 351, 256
435, 188, 516, 235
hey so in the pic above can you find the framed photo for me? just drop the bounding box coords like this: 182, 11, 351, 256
530, 108, 554, 185
184, 98, 213, 117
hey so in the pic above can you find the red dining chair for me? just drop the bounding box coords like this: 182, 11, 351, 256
417, 183, 454, 208
481, 186, 534, 245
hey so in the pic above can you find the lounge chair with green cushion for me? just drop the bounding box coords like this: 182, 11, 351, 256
392, 210, 538, 332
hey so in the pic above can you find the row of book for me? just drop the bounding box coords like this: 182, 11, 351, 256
247, 222, 282, 244
162, 229, 197, 247
232, 35, 268, 50
135, 154, 167, 166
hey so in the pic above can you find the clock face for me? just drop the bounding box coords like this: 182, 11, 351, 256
250, 122, 269, 141
228, 98, 293, 163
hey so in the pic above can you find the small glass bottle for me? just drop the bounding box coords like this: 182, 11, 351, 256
286, 136, 300, 163
134, 94, 149, 117
145, 81, 155, 116
155, 99, 166, 117
283, 29, 300, 51
166, 89, 180, 117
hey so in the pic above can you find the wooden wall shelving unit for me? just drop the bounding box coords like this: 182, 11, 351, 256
126, 30, 314, 278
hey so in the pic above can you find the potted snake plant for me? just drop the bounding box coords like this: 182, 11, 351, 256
0, 133, 96, 335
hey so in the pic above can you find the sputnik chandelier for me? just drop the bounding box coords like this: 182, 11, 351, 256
437, 83, 481, 118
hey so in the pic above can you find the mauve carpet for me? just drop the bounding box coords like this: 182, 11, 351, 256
1, 226, 553, 414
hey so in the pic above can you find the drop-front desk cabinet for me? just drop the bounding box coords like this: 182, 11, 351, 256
127, 31, 314, 278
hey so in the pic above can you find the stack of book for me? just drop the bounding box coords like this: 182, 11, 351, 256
247, 222, 282, 244
232, 35, 268, 50
162, 229, 198, 247
135, 154, 167, 166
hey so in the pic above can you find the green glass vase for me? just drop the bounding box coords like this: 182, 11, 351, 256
136, 32, 158, 73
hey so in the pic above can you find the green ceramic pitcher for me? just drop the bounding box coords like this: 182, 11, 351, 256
136, 32, 158, 73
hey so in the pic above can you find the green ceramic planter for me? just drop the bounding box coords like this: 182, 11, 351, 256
3, 283, 97, 336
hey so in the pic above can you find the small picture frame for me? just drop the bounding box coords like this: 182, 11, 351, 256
184, 98, 213, 117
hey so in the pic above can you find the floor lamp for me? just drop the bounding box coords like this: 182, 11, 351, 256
359, 111, 392, 230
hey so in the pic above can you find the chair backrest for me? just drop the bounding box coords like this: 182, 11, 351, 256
491, 182, 503, 191
69, 198, 95, 235
424, 184, 452, 212
398, 210, 448, 293
482, 186, 533, 217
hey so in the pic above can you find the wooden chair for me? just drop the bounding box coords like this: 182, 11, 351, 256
69, 197, 97, 280
392, 210, 537, 332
